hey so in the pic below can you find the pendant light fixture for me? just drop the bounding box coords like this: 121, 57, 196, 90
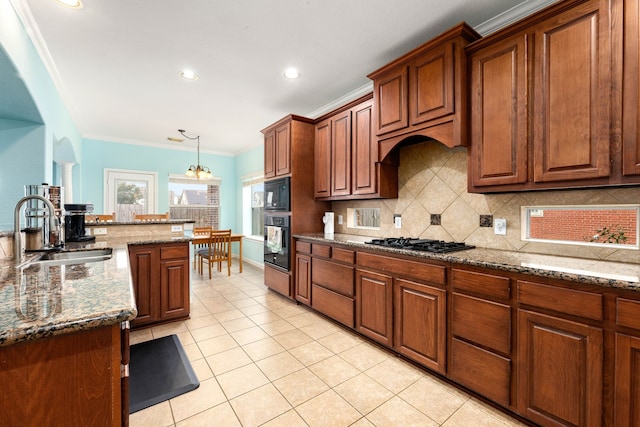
178, 129, 213, 179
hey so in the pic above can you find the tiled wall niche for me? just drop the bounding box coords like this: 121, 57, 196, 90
331, 140, 640, 263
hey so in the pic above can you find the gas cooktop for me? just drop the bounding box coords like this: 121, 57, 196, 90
365, 237, 475, 254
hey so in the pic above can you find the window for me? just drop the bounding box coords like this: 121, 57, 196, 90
242, 174, 264, 238
168, 174, 220, 228
521, 205, 640, 249
347, 207, 381, 229
104, 169, 157, 222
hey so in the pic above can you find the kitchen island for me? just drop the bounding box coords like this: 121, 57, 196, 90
0, 231, 191, 426
294, 233, 640, 427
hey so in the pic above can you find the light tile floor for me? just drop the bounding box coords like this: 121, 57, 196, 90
129, 263, 528, 427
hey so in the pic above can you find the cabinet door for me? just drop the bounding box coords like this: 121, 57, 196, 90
533, 0, 611, 182
517, 309, 603, 427
394, 278, 446, 373
264, 130, 276, 179
409, 43, 454, 125
615, 333, 640, 426
275, 122, 291, 177
469, 34, 528, 188
356, 269, 393, 347
128, 246, 159, 327
160, 258, 190, 321
314, 119, 331, 198
623, 0, 640, 175
295, 253, 311, 305
331, 110, 352, 196
374, 66, 408, 135
351, 100, 376, 195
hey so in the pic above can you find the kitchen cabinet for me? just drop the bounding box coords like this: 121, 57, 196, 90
516, 280, 603, 427
622, 0, 640, 175
368, 22, 480, 159
264, 122, 291, 179
0, 323, 127, 426
355, 269, 393, 347
614, 298, 640, 425
358, 251, 447, 373
262, 115, 329, 299
314, 96, 396, 200
468, 0, 637, 192
310, 244, 355, 327
294, 241, 312, 305
128, 242, 190, 328
449, 268, 512, 407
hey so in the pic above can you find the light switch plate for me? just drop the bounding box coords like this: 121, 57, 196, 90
171, 225, 183, 232
394, 215, 402, 229
494, 219, 507, 235
93, 227, 107, 235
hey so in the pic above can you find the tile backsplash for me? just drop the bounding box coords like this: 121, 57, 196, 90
331, 140, 640, 263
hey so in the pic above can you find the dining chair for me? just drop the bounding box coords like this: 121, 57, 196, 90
132, 212, 169, 221
85, 212, 116, 222
197, 229, 232, 278
192, 227, 212, 269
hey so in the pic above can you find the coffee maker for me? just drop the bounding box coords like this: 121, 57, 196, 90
64, 204, 96, 242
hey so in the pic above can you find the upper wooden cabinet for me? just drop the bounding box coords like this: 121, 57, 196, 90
469, 0, 640, 192
368, 22, 480, 158
622, 0, 640, 176
314, 95, 398, 200
264, 121, 291, 178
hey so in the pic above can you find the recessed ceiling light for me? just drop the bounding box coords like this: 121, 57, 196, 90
56, 0, 84, 9
179, 70, 199, 81
284, 68, 300, 79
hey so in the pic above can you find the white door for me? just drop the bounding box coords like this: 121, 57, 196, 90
104, 169, 158, 222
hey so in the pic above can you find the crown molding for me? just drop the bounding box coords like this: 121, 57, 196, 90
474, 0, 561, 35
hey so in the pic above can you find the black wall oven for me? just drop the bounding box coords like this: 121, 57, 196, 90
264, 177, 290, 212
264, 215, 290, 271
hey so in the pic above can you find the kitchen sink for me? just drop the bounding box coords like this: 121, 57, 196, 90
26, 248, 113, 266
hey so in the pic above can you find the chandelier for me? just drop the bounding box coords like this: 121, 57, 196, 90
178, 129, 213, 179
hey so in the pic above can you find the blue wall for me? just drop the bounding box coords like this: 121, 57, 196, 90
234, 144, 265, 265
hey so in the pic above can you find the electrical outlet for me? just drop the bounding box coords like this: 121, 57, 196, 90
494, 219, 507, 235
394, 215, 402, 229
93, 227, 107, 236
171, 225, 183, 232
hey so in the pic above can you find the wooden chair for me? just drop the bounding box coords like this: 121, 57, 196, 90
192, 227, 212, 269
132, 212, 169, 221
85, 212, 115, 222
197, 229, 232, 278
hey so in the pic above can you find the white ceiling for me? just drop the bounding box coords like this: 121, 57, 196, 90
15, 0, 556, 156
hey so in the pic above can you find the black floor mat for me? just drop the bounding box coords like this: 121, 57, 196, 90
129, 334, 200, 413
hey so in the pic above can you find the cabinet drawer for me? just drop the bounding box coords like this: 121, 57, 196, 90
358, 252, 445, 286
264, 265, 291, 297
312, 244, 331, 258
617, 298, 640, 330
450, 338, 511, 407
160, 244, 188, 260
452, 268, 511, 301
312, 284, 354, 327
517, 281, 603, 321
332, 247, 355, 264
451, 293, 511, 355
296, 241, 311, 254
312, 258, 354, 296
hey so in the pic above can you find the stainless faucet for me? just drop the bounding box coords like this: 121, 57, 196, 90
13, 195, 61, 261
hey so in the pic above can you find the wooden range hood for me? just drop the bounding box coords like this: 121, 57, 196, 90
367, 22, 481, 163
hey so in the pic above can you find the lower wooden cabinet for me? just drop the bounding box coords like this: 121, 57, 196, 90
311, 257, 355, 327
356, 269, 393, 347
0, 323, 126, 426
614, 333, 640, 426
517, 309, 603, 427
295, 253, 311, 305
128, 242, 190, 328
264, 264, 292, 298
394, 278, 447, 374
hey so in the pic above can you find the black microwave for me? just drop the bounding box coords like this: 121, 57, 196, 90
264, 177, 290, 211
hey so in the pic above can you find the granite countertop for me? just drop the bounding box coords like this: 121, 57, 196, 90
85, 219, 195, 226
0, 235, 192, 347
295, 233, 640, 291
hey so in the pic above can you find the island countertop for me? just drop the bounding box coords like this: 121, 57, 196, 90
294, 233, 640, 291
0, 235, 191, 347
